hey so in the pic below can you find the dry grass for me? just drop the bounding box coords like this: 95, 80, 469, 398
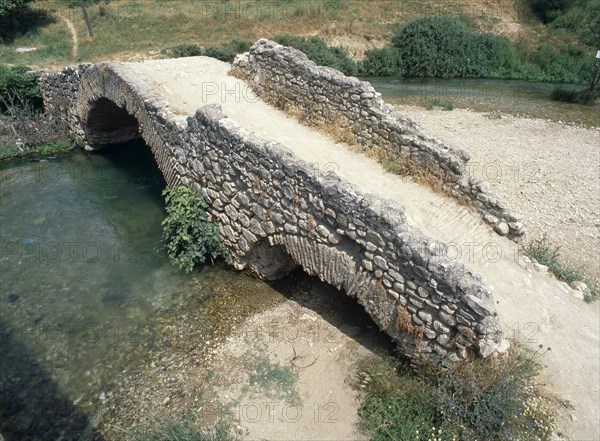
395, 306, 424, 339
2, 0, 527, 68
241, 73, 459, 200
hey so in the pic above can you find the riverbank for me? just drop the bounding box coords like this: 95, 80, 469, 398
0, 113, 74, 161
394, 105, 600, 286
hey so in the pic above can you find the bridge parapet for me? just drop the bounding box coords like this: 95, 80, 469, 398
232, 39, 525, 241
38, 60, 507, 363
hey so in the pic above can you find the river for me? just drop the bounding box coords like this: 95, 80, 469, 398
0, 142, 288, 440
365, 77, 599, 127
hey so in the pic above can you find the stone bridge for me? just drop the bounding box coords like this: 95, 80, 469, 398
38, 39, 522, 362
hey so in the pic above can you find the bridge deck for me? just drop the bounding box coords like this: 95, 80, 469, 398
123, 57, 598, 437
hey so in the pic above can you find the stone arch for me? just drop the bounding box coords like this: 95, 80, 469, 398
76, 63, 184, 187
243, 234, 403, 344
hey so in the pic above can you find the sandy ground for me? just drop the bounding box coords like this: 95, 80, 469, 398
393, 106, 600, 281
123, 57, 600, 440
201, 279, 392, 441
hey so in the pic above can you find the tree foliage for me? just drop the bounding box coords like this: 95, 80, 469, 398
0, 0, 35, 18
0, 64, 43, 114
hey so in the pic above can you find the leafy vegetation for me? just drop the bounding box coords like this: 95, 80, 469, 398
0, 139, 74, 161
362, 46, 405, 76
204, 46, 235, 62
166, 43, 201, 58
0, 64, 42, 114
162, 186, 230, 273
273, 34, 358, 76
361, 14, 595, 83
356, 348, 556, 441
545, 0, 600, 47
0, 0, 34, 18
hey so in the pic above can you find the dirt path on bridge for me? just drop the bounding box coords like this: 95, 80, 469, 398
125, 57, 599, 440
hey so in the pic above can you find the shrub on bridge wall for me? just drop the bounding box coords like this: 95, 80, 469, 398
162, 186, 230, 273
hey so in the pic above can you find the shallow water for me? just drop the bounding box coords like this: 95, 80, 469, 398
365, 77, 599, 127
0, 142, 282, 440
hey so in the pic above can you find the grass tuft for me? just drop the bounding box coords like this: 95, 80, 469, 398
426, 99, 455, 111
135, 419, 237, 441
525, 233, 598, 302
248, 358, 300, 404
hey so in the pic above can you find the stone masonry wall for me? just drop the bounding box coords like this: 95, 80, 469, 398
231, 39, 525, 240
38, 62, 507, 363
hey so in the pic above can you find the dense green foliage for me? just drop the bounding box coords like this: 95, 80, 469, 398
529, 0, 575, 23
362, 46, 405, 76
0, 64, 42, 114
168, 43, 201, 58
357, 350, 555, 441
204, 37, 251, 62
204, 46, 234, 62
361, 15, 594, 83
274, 35, 358, 76
0, 0, 34, 18
161, 186, 229, 273
391, 15, 517, 79
547, 0, 600, 47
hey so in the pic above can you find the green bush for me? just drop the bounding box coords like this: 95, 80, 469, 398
161, 186, 229, 273
203, 37, 251, 62
549, 0, 600, 47
361, 15, 592, 83
0, 0, 34, 18
204, 46, 234, 62
362, 47, 405, 76
356, 349, 555, 441
391, 15, 518, 79
225, 36, 252, 55
169, 43, 201, 58
550, 86, 596, 104
274, 35, 358, 76
0, 64, 43, 114
529, 0, 575, 23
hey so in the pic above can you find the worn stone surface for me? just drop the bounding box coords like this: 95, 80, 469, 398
38, 59, 506, 362
231, 39, 525, 240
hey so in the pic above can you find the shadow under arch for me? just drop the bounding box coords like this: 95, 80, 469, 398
243, 235, 406, 350
84, 97, 141, 146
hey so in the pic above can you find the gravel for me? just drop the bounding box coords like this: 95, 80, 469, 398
394, 105, 600, 281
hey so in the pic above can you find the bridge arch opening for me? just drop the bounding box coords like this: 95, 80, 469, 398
84, 98, 141, 146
